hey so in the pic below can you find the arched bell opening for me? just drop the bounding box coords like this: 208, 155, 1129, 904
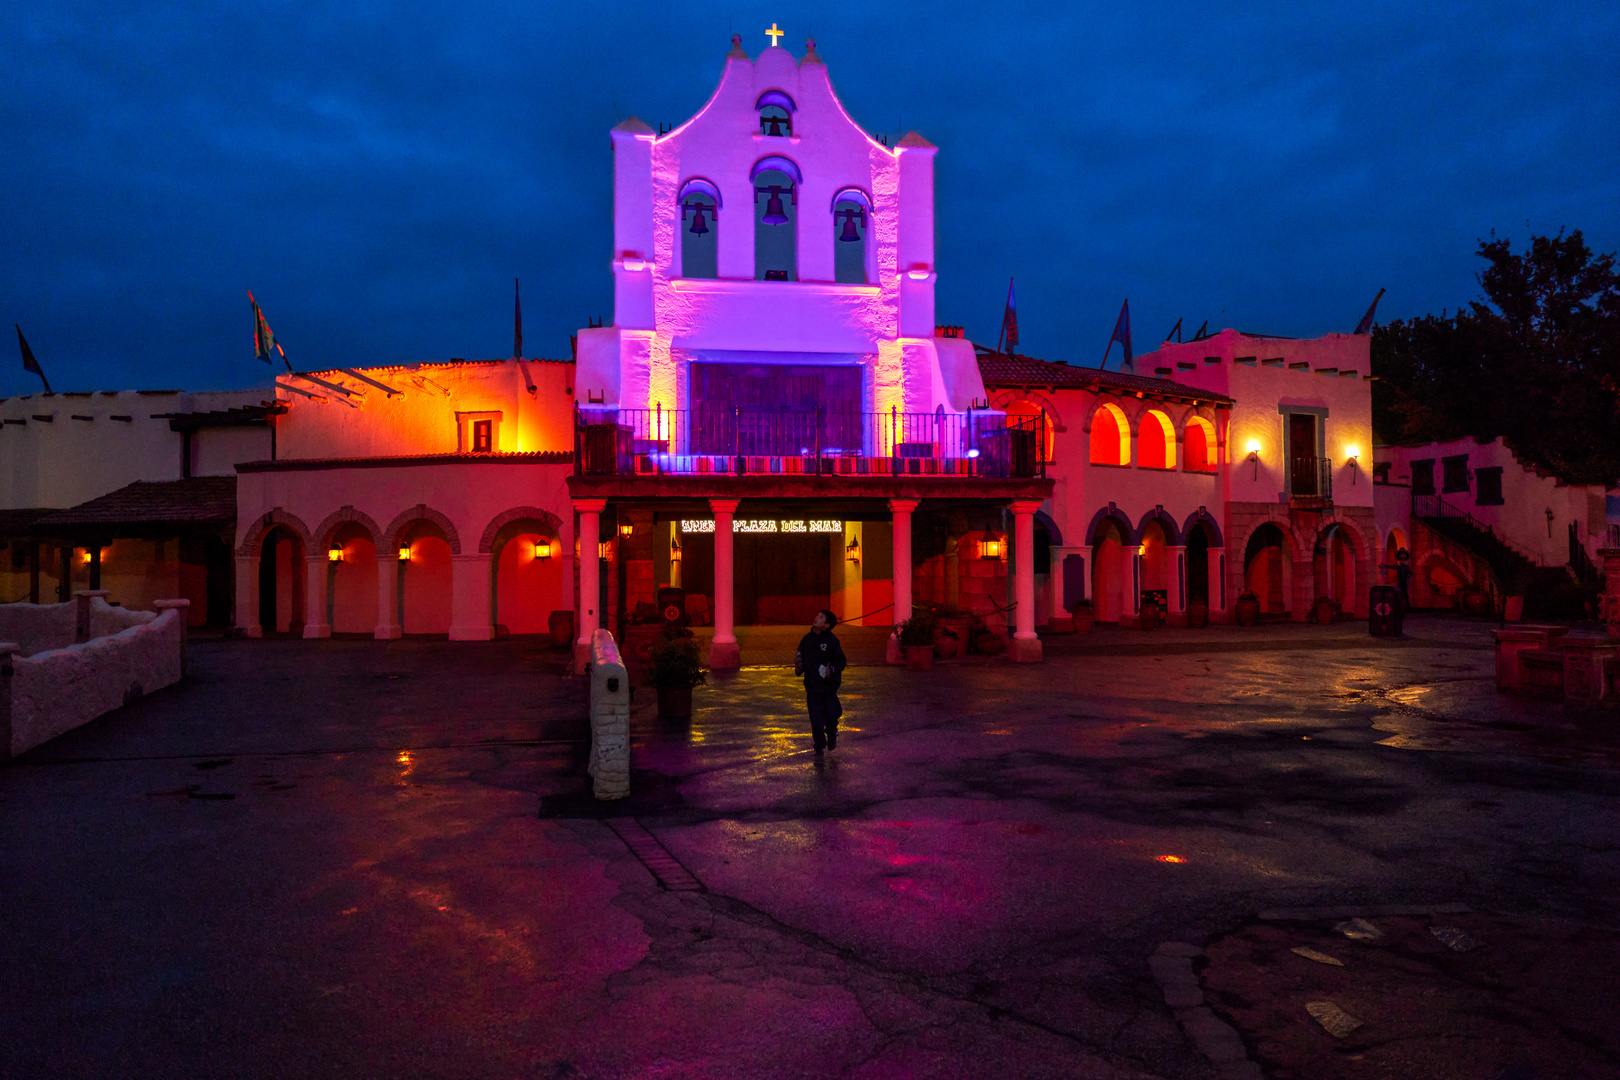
327, 523, 378, 634
677, 178, 721, 280
257, 525, 305, 635
490, 519, 566, 636
750, 158, 801, 281
831, 187, 871, 285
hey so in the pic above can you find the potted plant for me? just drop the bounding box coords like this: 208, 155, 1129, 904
1139, 589, 1166, 630
896, 607, 939, 670
933, 623, 961, 660
645, 634, 706, 719
1234, 590, 1262, 627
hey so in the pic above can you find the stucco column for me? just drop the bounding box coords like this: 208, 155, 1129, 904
449, 554, 493, 641
1010, 501, 1042, 662
889, 499, 918, 626
375, 553, 402, 640
709, 499, 741, 670
235, 554, 261, 637
302, 556, 331, 638
1167, 545, 1187, 619
573, 499, 605, 672
1210, 548, 1228, 616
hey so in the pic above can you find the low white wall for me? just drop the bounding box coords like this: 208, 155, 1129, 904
587, 628, 630, 800
6, 606, 184, 757
0, 601, 76, 656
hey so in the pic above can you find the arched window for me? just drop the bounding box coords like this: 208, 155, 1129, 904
677, 178, 720, 279
751, 156, 801, 281
756, 90, 796, 137
1184, 416, 1216, 471
1089, 402, 1129, 465
1003, 399, 1053, 462
831, 187, 871, 284
1138, 410, 1175, 468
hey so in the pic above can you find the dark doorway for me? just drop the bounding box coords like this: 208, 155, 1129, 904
1187, 525, 1211, 605
680, 530, 832, 625
1289, 413, 1318, 496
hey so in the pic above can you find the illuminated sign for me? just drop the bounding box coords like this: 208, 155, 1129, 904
679, 519, 845, 534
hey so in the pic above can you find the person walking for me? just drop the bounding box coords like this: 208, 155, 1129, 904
795, 609, 847, 754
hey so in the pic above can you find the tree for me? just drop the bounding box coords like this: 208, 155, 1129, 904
1373, 230, 1620, 485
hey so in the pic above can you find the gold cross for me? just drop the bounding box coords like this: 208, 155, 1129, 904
765, 23, 784, 47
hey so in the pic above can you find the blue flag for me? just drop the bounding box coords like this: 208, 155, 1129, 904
1354, 288, 1385, 334
997, 278, 1018, 355
248, 291, 287, 368
1102, 300, 1132, 369
16, 325, 50, 392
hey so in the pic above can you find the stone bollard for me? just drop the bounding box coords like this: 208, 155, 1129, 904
74, 590, 110, 643
1561, 635, 1615, 709
153, 599, 192, 678
0, 642, 15, 762
587, 628, 630, 800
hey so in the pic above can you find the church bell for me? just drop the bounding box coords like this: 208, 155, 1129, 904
762, 191, 788, 226
688, 204, 709, 235
839, 213, 861, 242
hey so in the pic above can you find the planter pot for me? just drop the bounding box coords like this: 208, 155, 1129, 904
933, 635, 959, 660
548, 610, 575, 648
1463, 589, 1491, 617
1139, 602, 1162, 631
1187, 601, 1209, 629
1071, 611, 1095, 635
972, 631, 1006, 656
904, 644, 935, 671
1504, 595, 1524, 622
1234, 597, 1261, 627
656, 685, 693, 719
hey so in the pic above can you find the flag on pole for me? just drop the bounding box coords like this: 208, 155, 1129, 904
1353, 288, 1386, 334
1101, 300, 1132, 369
1192, 320, 1208, 341
514, 278, 523, 359
1164, 317, 1183, 344
996, 278, 1018, 355
248, 291, 287, 368
15, 325, 51, 393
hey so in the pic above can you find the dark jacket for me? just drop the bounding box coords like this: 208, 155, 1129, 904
797, 630, 847, 693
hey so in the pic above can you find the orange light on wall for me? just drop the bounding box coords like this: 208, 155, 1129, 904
619, 522, 634, 537
534, 538, 553, 561
670, 536, 682, 561
980, 532, 1004, 560
398, 544, 412, 561
599, 541, 612, 560
328, 543, 344, 562
845, 535, 860, 562
79, 550, 93, 565
1246, 438, 1262, 480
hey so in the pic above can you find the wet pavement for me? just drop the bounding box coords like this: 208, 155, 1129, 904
2, 616, 1618, 1078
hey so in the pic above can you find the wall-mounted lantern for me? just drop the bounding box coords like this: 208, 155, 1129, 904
79, 549, 93, 565
599, 541, 613, 560
398, 544, 412, 562
980, 532, 1005, 560
845, 535, 860, 562
670, 536, 682, 561
328, 543, 344, 563
1345, 446, 1360, 484
534, 538, 553, 561
619, 521, 634, 538
1246, 439, 1262, 481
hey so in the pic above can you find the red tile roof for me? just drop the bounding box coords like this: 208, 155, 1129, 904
33, 477, 237, 530
976, 351, 1233, 404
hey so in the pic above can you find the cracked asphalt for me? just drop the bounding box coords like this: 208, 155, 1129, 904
2, 616, 1617, 1078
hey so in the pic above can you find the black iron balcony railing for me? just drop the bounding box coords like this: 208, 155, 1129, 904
1289, 456, 1333, 501
575, 405, 1046, 479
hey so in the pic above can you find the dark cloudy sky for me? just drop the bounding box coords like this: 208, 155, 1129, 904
2, 0, 1616, 397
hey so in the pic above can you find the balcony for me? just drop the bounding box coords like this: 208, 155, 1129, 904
1288, 456, 1334, 507
575, 406, 1046, 480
